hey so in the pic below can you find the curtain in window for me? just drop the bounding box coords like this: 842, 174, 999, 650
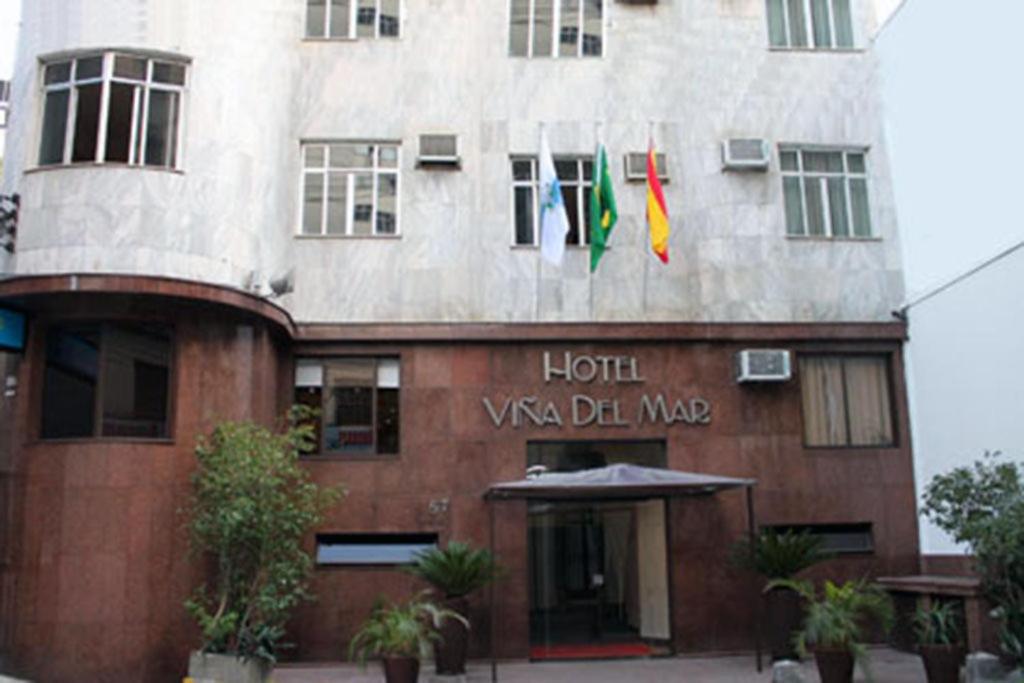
844, 356, 893, 446
800, 357, 848, 446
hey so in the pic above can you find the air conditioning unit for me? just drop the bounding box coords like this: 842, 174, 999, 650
721, 138, 770, 172
417, 133, 460, 168
624, 152, 668, 182
735, 349, 792, 383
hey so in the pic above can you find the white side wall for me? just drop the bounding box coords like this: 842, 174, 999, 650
905, 245, 1024, 555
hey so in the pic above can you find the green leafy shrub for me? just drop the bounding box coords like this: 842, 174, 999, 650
404, 541, 500, 598
921, 451, 1024, 665
914, 601, 963, 646
730, 528, 832, 581
348, 592, 469, 663
184, 407, 344, 663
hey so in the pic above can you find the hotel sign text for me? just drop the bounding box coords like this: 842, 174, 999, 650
482, 352, 711, 429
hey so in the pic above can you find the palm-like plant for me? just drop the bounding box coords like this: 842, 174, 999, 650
348, 592, 469, 664
914, 602, 962, 646
404, 541, 499, 598
731, 529, 832, 580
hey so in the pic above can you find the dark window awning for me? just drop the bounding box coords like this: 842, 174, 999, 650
484, 463, 756, 501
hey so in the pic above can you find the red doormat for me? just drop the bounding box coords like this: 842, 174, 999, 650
530, 642, 653, 660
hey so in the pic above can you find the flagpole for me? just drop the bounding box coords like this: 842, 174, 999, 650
643, 120, 654, 315
535, 122, 544, 321
589, 121, 602, 321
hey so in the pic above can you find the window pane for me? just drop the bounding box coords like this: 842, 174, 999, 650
780, 150, 799, 172
379, 0, 399, 36
326, 172, 348, 235
850, 178, 871, 236
803, 178, 826, 236
305, 145, 326, 168
786, 0, 808, 47
766, 0, 788, 47
512, 159, 534, 181
560, 0, 580, 57
104, 83, 135, 163
144, 89, 179, 167
330, 0, 351, 38
514, 186, 535, 245
113, 55, 147, 81
847, 152, 865, 174
377, 174, 397, 235
803, 151, 843, 173
352, 174, 374, 235
42, 325, 100, 439
75, 56, 103, 80
533, 0, 554, 57
810, 0, 833, 48
376, 387, 399, 453
324, 360, 376, 453
554, 160, 577, 180
100, 324, 171, 439
303, 172, 325, 235
71, 83, 102, 162
332, 143, 372, 169
39, 90, 69, 164
509, 0, 530, 56
316, 534, 436, 565
152, 62, 186, 85
832, 0, 854, 48
44, 61, 72, 85
307, 0, 327, 37
800, 356, 848, 447
783, 177, 805, 235
357, 0, 376, 38
562, 184, 580, 245
582, 183, 592, 244
378, 145, 398, 169
844, 356, 893, 446
582, 0, 602, 56
294, 386, 323, 449
827, 177, 849, 237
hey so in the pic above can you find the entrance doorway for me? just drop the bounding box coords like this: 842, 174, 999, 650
526, 441, 671, 659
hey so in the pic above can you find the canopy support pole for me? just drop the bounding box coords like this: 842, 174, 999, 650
746, 486, 762, 673
489, 499, 498, 683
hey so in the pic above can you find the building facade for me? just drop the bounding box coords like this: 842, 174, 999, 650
0, 1, 916, 681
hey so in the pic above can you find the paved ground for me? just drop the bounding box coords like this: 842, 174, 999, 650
273, 648, 926, 682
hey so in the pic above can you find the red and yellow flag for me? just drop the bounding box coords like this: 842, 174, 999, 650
646, 142, 670, 264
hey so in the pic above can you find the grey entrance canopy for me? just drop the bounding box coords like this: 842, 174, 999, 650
485, 463, 756, 500
483, 463, 761, 680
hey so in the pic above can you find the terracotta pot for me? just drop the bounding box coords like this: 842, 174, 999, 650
814, 648, 855, 683
382, 656, 419, 683
765, 587, 803, 661
434, 596, 470, 675
919, 644, 965, 683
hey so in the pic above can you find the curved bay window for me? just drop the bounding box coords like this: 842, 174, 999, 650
40, 323, 173, 440
294, 357, 400, 455
38, 51, 187, 168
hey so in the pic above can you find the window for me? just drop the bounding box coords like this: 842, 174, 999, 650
511, 157, 593, 247
0, 80, 9, 129
316, 533, 437, 565
766, 0, 854, 49
781, 148, 872, 238
306, 0, 400, 39
37, 52, 186, 168
509, 0, 603, 58
294, 358, 400, 455
766, 523, 874, 554
300, 142, 399, 237
799, 355, 894, 447
41, 323, 172, 439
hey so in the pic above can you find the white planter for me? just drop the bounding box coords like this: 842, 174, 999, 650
187, 651, 270, 683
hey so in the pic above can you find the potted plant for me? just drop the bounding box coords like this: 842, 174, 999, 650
731, 529, 831, 661
349, 592, 469, 683
404, 541, 499, 675
183, 407, 344, 682
769, 578, 894, 683
914, 601, 965, 683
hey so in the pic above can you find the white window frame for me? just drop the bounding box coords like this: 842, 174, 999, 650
36, 51, 187, 169
780, 146, 872, 239
766, 0, 855, 50
508, 0, 605, 58
306, 0, 401, 39
510, 156, 593, 247
299, 141, 401, 238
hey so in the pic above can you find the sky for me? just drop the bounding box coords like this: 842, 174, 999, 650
0, 0, 18, 76
878, 0, 1024, 298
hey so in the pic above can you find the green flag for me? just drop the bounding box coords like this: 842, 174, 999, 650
589, 143, 619, 272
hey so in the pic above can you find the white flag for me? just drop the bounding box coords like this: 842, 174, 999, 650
538, 128, 570, 265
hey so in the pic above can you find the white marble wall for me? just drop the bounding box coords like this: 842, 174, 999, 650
1, 0, 905, 324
